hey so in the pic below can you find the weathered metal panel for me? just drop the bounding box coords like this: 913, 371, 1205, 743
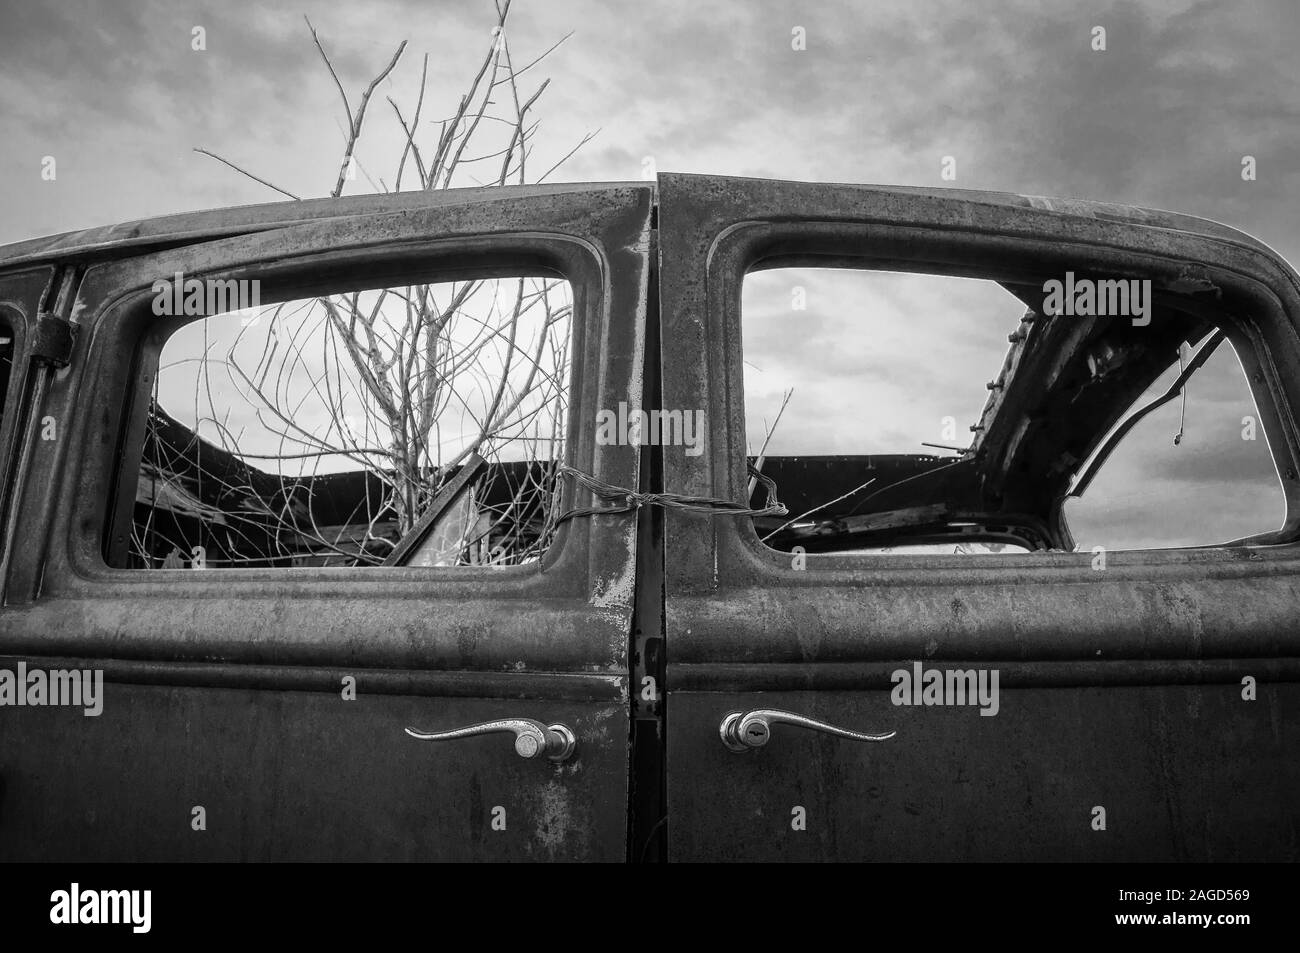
657, 173, 1300, 862
0, 181, 647, 272
0, 184, 653, 861
11, 172, 1300, 862
0, 266, 55, 592
0, 676, 626, 861
668, 684, 1300, 862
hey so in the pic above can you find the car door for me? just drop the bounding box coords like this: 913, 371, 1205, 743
657, 172, 1300, 861
0, 183, 652, 861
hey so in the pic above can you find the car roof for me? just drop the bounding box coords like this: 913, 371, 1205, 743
0, 174, 1277, 271
0, 180, 648, 271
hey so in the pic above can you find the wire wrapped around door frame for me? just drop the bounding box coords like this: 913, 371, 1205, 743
553, 463, 787, 526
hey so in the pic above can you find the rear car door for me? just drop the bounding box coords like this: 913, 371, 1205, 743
0, 183, 652, 861
658, 172, 1300, 861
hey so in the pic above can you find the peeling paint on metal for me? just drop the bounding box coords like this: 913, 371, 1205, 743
531, 779, 575, 853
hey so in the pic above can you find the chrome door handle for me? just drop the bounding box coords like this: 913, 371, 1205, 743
720, 709, 895, 752
405, 718, 577, 763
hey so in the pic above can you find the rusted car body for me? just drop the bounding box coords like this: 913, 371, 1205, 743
0, 174, 1296, 861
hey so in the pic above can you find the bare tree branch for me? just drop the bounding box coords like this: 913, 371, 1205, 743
192, 148, 302, 200
162, 0, 591, 569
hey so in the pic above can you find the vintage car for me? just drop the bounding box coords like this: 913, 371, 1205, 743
0, 174, 1295, 861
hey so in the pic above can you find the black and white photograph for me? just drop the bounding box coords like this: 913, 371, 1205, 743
0, 0, 1292, 931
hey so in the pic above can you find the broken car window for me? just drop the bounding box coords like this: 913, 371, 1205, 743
115, 275, 572, 569
1063, 333, 1282, 550
741, 267, 1286, 556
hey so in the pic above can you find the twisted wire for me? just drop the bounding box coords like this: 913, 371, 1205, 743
553, 463, 787, 525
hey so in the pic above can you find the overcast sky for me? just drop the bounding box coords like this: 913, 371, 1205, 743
2, 0, 1295, 550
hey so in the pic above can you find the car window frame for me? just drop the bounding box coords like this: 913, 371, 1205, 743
716, 224, 1300, 574
1, 185, 654, 672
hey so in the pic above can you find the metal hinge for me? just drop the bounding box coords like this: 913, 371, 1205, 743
31, 312, 76, 368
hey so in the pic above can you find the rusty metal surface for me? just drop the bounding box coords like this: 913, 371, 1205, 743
0, 267, 52, 560
668, 686, 1300, 862
670, 657, 1300, 692
0, 183, 653, 861
2, 185, 654, 670
0, 181, 647, 272
6, 173, 1300, 862
0, 679, 626, 861
658, 173, 1300, 621
659, 174, 1300, 590
0, 656, 625, 699
657, 173, 1300, 861
0, 267, 63, 607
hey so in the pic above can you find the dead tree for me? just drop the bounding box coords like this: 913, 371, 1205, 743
134, 0, 596, 569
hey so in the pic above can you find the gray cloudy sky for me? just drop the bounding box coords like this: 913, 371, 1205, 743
1, 0, 1296, 550
4, 0, 1299, 245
